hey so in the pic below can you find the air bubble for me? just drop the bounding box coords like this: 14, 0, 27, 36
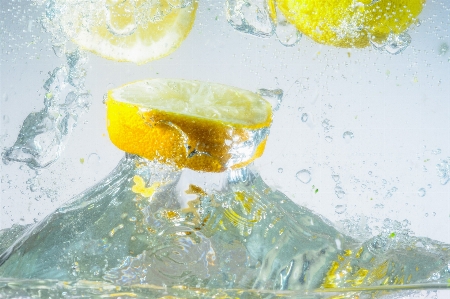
343, 131, 354, 140
417, 188, 426, 197
296, 169, 311, 184
301, 113, 308, 122
335, 205, 347, 214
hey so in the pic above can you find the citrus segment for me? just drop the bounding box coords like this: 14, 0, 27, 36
106, 79, 272, 172
58, 0, 198, 64
276, 0, 424, 48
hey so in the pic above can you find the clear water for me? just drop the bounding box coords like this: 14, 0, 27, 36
1, 155, 449, 297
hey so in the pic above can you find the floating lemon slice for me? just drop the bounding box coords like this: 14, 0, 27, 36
274, 0, 424, 47
106, 79, 272, 172
57, 0, 198, 64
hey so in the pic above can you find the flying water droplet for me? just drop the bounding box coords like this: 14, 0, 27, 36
417, 188, 426, 197
301, 113, 308, 122
335, 185, 346, 199
343, 131, 354, 140
296, 169, 311, 184
335, 205, 347, 214
431, 149, 441, 155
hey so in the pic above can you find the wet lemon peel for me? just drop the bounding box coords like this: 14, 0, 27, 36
59, 0, 198, 64
276, 0, 425, 48
107, 79, 272, 172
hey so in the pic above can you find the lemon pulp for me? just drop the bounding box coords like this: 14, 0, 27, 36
57, 0, 198, 64
275, 0, 424, 47
106, 79, 272, 172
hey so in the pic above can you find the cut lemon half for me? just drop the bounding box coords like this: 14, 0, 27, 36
56, 0, 198, 64
275, 0, 424, 48
106, 79, 273, 172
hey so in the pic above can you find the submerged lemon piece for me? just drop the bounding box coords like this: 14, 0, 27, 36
276, 0, 424, 47
58, 0, 198, 64
106, 79, 272, 172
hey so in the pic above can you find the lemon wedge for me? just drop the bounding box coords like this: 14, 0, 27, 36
275, 0, 424, 48
57, 0, 198, 64
106, 79, 272, 172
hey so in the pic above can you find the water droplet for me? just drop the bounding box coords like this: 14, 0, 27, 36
439, 43, 449, 55
87, 153, 101, 169
417, 188, 426, 197
427, 184, 432, 189
278, 168, 283, 173
343, 131, 354, 140
325, 136, 333, 143
335, 185, 345, 199
335, 205, 347, 214
431, 149, 441, 155
361, 184, 367, 189
368, 171, 372, 175
332, 174, 340, 182
301, 113, 308, 122
2, 115, 9, 124
296, 169, 311, 184
30, 184, 39, 192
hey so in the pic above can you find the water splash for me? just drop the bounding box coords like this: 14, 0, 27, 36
256, 88, 283, 111
436, 158, 450, 185
226, 0, 274, 38
2, 49, 90, 169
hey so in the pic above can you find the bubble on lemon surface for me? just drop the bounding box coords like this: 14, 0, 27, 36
226, 0, 274, 38
296, 169, 311, 184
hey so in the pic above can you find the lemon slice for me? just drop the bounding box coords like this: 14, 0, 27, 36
57, 0, 198, 64
106, 79, 273, 172
275, 0, 424, 48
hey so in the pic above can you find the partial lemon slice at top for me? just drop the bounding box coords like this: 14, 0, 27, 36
106, 79, 273, 172
57, 0, 198, 64
275, 0, 424, 48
